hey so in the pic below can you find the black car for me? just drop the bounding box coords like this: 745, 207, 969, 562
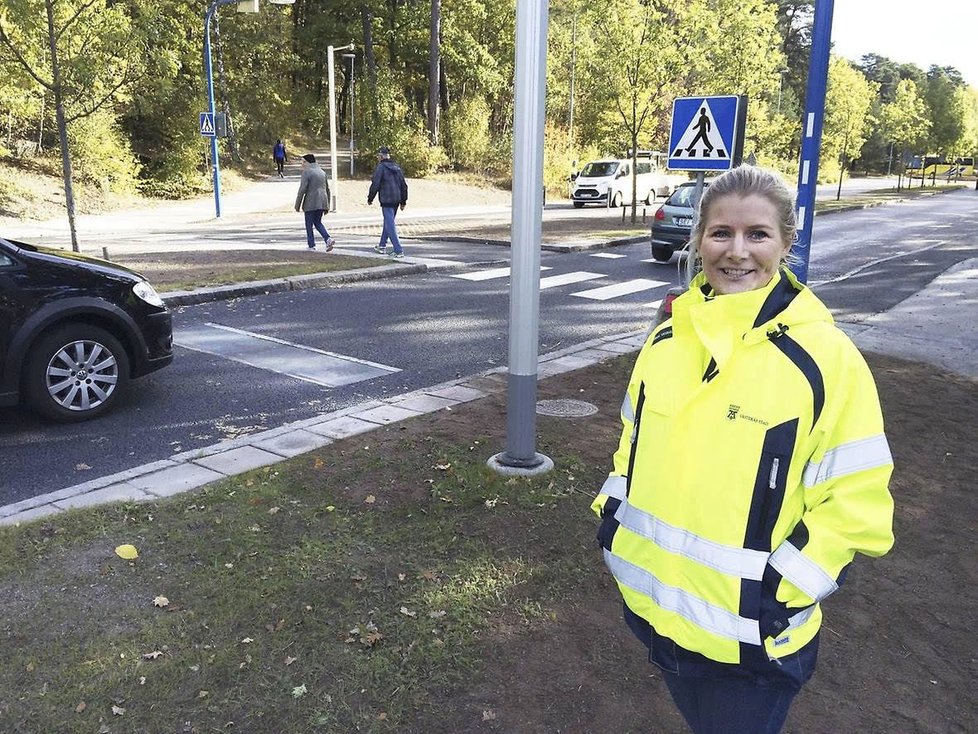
649, 181, 708, 262
0, 236, 173, 422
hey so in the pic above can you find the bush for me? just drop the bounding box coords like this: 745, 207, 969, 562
444, 98, 492, 171
68, 110, 141, 194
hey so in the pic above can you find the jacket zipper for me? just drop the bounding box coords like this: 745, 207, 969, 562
624, 383, 646, 496
755, 456, 781, 542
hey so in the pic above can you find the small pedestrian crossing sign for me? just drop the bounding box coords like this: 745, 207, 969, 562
199, 112, 216, 137
667, 96, 744, 171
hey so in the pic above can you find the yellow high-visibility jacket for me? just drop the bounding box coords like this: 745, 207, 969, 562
593, 268, 894, 677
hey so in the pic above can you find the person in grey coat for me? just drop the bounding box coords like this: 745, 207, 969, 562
294, 154, 334, 251
367, 146, 408, 258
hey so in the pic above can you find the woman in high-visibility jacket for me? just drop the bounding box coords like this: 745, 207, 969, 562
593, 166, 894, 734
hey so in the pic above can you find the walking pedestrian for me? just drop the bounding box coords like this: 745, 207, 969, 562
273, 139, 287, 178
367, 145, 408, 258
294, 154, 334, 251
593, 165, 894, 734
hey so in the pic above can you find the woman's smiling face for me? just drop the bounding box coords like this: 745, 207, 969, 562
699, 194, 791, 295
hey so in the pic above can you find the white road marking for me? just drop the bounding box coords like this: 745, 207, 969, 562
175, 323, 399, 388
539, 271, 606, 290
644, 299, 663, 309
571, 279, 670, 301
452, 265, 552, 281
589, 253, 626, 259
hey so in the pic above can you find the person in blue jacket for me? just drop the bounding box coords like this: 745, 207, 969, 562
273, 139, 287, 178
367, 146, 409, 258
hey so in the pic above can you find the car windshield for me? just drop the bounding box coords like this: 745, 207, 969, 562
581, 162, 619, 178
667, 184, 706, 209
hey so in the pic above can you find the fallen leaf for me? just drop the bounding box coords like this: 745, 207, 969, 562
483, 709, 497, 721
75, 463, 92, 471
225, 563, 234, 569
363, 631, 383, 646
114, 544, 139, 560
399, 606, 417, 618
26, 662, 35, 673
292, 684, 307, 699
112, 704, 125, 716
75, 701, 87, 713
429, 610, 447, 619
364, 495, 376, 504
267, 506, 280, 515
435, 463, 451, 470
153, 595, 169, 608
421, 570, 437, 581
197, 690, 209, 699
142, 650, 164, 660
139, 677, 146, 685
378, 712, 388, 720
325, 505, 336, 512
313, 457, 325, 470
241, 637, 253, 644
484, 498, 498, 509
284, 656, 297, 666
398, 573, 406, 582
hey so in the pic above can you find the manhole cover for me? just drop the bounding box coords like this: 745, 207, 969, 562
536, 399, 598, 418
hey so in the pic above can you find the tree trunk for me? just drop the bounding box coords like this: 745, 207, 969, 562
45, 0, 79, 252
428, 0, 441, 144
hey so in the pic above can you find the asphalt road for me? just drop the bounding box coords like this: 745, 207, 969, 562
1, 189, 976, 504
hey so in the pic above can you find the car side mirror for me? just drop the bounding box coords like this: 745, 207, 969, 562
569, 173, 578, 181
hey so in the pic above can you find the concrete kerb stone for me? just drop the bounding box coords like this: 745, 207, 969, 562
0, 328, 648, 527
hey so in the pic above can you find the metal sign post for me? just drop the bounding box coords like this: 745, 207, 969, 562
790, 0, 835, 284
488, 0, 553, 477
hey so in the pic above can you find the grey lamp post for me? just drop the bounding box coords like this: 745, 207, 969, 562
342, 52, 355, 177
327, 43, 355, 212
204, 0, 293, 218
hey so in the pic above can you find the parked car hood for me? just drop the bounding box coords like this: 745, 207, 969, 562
2, 237, 146, 283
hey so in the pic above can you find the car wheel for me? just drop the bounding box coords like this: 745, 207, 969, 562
611, 191, 623, 208
573, 201, 585, 209
651, 246, 673, 262
25, 324, 131, 422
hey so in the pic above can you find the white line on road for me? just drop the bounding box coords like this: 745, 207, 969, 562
539, 271, 606, 290
452, 265, 553, 282
589, 253, 626, 259
571, 279, 670, 301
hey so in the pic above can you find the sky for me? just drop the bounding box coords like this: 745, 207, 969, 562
831, 0, 978, 87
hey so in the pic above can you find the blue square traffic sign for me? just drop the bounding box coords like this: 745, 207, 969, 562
199, 112, 216, 137
667, 96, 742, 171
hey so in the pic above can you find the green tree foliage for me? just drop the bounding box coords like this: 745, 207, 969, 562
821, 56, 877, 183
879, 79, 930, 163
924, 66, 968, 155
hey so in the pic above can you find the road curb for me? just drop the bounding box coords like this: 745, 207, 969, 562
0, 329, 646, 526
162, 263, 426, 306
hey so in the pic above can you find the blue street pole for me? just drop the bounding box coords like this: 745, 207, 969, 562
204, 0, 233, 219
790, 0, 834, 284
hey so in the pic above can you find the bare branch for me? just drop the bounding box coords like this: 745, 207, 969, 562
54, 0, 100, 43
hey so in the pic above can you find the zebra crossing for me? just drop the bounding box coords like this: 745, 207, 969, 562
449, 251, 676, 304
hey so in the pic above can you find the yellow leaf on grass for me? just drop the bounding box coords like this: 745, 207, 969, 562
399, 606, 417, 618
114, 544, 139, 560
153, 595, 169, 608
313, 457, 325, 470
111, 704, 125, 716
75, 701, 87, 713
364, 495, 376, 504
142, 650, 164, 660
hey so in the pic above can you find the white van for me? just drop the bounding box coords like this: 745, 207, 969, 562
570, 152, 685, 208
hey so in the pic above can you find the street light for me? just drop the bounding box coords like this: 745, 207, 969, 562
327, 43, 354, 213
203, 0, 293, 219
342, 52, 356, 177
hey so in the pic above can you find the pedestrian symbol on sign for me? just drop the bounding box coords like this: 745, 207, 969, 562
199, 112, 216, 137
672, 103, 727, 160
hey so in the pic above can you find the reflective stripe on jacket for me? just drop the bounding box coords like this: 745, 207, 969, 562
592, 268, 894, 669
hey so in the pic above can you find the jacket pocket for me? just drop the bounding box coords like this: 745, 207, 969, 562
744, 419, 798, 551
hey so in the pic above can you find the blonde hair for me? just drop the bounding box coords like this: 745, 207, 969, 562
685, 165, 798, 284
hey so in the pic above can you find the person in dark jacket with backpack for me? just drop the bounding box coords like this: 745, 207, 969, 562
367, 146, 409, 258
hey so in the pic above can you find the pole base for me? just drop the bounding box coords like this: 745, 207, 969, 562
486, 451, 554, 477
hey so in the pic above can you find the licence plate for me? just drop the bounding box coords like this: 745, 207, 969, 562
675, 217, 693, 227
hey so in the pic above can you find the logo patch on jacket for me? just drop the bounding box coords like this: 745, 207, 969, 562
726, 404, 769, 426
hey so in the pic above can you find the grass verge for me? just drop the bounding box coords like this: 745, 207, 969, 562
0, 358, 626, 733
111, 250, 389, 292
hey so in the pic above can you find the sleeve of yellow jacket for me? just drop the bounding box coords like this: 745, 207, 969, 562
590, 334, 652, 519
768, 349, 895, 610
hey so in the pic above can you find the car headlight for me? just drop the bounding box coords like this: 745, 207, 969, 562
133, 280, 165, 308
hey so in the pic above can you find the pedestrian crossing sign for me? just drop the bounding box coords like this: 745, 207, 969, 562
667, 96, 744, 171
199, 112, 216, 137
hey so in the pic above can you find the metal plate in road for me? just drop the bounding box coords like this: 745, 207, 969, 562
176, 323, 399, 387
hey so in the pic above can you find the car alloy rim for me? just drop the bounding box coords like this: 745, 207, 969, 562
45, 339, 119, 411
